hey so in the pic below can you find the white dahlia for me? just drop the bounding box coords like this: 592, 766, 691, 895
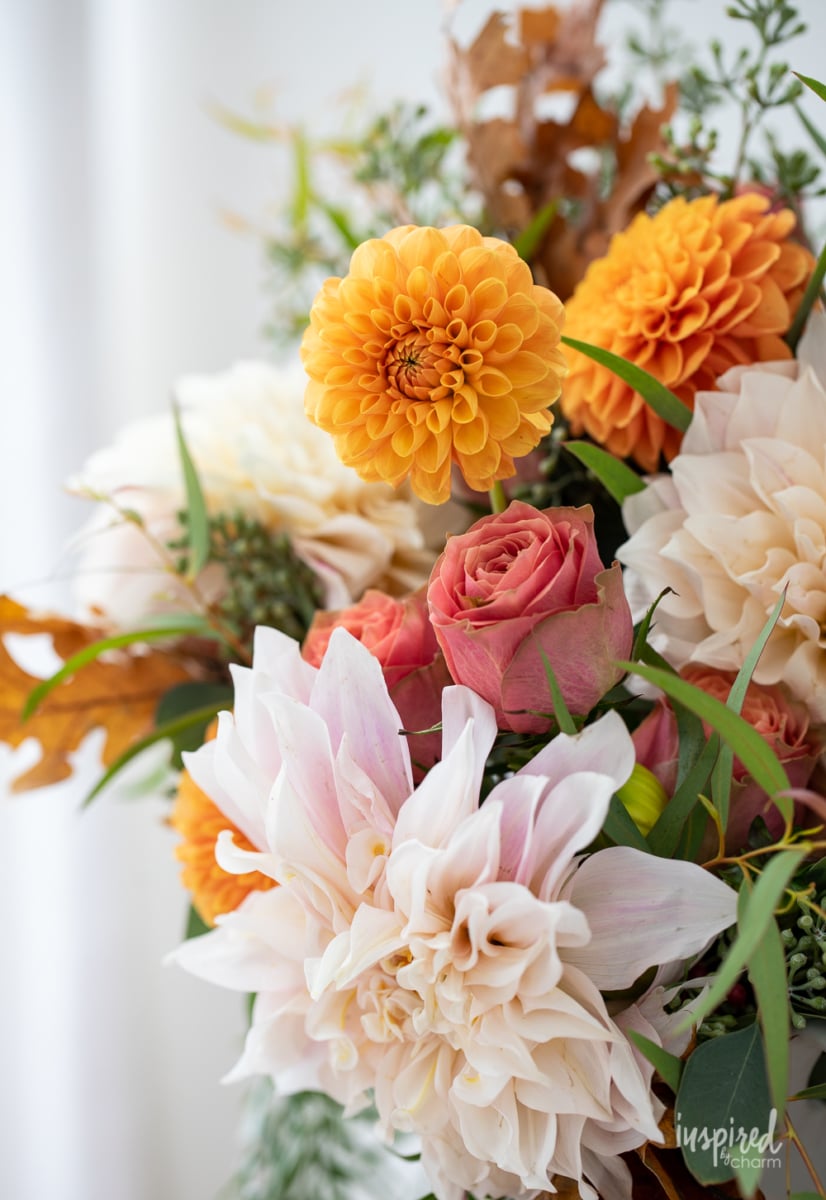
619, 313, 826, 721
173, 628, 736, 1200
70, 361, 445, 627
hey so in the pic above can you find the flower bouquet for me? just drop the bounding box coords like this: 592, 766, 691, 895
4, 2, 826, 1199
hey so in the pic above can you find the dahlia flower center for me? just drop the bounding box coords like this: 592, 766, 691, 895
385, 331, 443, 402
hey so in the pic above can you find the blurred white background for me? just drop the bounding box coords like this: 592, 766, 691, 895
2, 2, 826, 1198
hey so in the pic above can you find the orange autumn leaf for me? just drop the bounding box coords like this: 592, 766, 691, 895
0, 595, 193, 792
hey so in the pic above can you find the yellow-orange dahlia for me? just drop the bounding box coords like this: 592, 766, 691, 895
170, 752, 275, 927
560, 192, 813, 471
300, 224, 567, 505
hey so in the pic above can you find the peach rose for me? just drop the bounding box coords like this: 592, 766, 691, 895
632, 665, 824, 852
427, 501, 633, 732
303, 588, 450, 771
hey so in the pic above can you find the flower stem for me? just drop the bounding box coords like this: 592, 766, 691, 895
489, 481, 508, 514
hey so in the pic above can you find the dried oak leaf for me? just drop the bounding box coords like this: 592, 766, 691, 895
0, 595, 193, 792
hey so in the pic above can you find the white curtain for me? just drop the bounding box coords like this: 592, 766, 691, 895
2, 2, 825, 1198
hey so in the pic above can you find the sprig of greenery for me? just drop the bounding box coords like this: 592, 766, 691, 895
170, 511, 324, 652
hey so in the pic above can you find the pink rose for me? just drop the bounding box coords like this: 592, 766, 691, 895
302, 588, 450, 773
427, 501, 633, 733
632, 665, 824, 853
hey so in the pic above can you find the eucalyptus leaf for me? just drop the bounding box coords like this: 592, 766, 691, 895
563, 440, 646, 505
676, 849, 806, 1033
739, 885, 790, 1119
561, 336, 692, 433
675, 1023, 775, 1186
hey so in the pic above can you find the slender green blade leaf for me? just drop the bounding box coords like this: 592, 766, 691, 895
81, 702, 225, 807
561, 336, 692, 433
739, 885, 790, 1119
631, 587, 674, 663
619, 661, 790, 801
513, 201, 557, 261
23, 623, 214, 720
786, 235, 826, 352
790, 1084, 826, 1101
185, 904, 211, 939
603, 793, 652, 851
563, 440, 646, 505
676, 1023, 773, 1186
539, 650, 577, 735
647, 733, 719, 857
794, 72, 826, 103
676, 849, 805, 1032
172, 401, 210, 581
793, 100, 826, 158
711, 591, 787, 831
628, 1030, 683, 1093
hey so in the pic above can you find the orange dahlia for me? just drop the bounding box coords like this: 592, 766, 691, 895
560, 192, 813, 471
171, 744, 275, 927
300, 224, 567, 505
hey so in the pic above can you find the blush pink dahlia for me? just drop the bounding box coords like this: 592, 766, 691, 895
173, 629, 736, 1200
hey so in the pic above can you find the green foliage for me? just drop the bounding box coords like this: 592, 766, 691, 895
649, 0, 823, 222
172, 510, 324, 652
779, 883, 826, 1028
223, 1083, 417, 1200
561, 336, 692, 433
676, 1022, 774, 1187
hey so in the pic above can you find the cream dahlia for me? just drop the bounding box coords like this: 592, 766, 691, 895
70, 361, 446, 627
173, 628, 735, 1200
619, 312, 826, 721
301, 224, 567, 505
560, 192, 812, 471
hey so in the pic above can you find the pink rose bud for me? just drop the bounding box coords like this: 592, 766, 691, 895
302, 588, 450, 773
427, 501, 633, 733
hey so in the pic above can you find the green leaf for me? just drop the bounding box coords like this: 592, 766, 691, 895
619, 661, 790, 802
563, 440, 646, 505
647, 733, 719, 858
81, 702, 225, 807
677, 849, 806, 1033
794, 72, 826, 103
793, 100, 826, 158
710, 591, 787, 831
739, 885, 790, 1120
631, 587, 674, 663
786, 235, 826, 352
172, 401, 210, 582
675, 1023, 774, 1186
561, 336, 692, 433
22, 623, 215, 720
538, 650, 577, 736
790, 1083, 826, 1102
603, 793, 652, 851
628, 1030, 683, 1093
156, 681, 233, 767
185, 904, 211, 940
513, 201, 557, 261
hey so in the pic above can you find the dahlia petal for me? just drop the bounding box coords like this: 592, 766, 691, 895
564, 847, 737, 989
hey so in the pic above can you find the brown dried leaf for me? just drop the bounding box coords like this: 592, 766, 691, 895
460, 11, 529, 92
605, 81, 680, 235
0, 595, 193, 792
630, 1142, 767, 1200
